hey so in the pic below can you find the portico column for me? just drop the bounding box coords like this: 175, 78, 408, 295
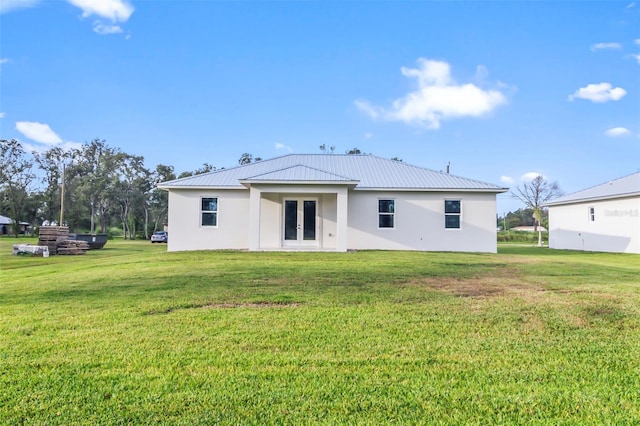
336, 188, 348, 252
249, 186, 261, 251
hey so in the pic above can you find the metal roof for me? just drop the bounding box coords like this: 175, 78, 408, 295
241, 165, 358, 183
158, 154, 507, 192
0, 214, 29, 225
546, 172, 640, 206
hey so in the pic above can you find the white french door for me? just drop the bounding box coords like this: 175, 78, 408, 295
283, 198, 318, 247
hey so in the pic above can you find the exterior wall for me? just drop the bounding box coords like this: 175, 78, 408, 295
166, 188, 499, 253
166, 189, 250, 252
321, 193, 338, 250
259, 193, 281, 249
347, 191, 498, 253
549, 196, 640, 254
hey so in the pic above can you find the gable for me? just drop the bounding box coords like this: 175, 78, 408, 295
241, 165, 359, 184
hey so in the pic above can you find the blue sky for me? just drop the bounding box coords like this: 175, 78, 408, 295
1, 0, 638, 213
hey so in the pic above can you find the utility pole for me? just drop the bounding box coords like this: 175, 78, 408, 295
59, 163, 65, 226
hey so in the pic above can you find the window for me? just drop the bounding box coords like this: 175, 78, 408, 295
445, 200, 461, 229
589, 207, 595, 222
378, 199, 395, 228
201, 197, 218, 226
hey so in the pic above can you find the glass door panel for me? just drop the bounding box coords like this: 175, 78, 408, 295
303, 201, 316, 240
284, 200, 298, 241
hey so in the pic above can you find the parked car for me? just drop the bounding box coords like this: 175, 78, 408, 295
151, 231, 168, 243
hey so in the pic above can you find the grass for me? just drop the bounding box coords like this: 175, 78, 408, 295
1, 237, 639, 424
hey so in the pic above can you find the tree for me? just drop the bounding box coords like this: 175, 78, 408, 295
497, 208, 537, 230
391, 157, 403, 162
238, 153, 263, 165
512, 175, 561, 246
0, 139, 36, 237
70, 139, 123, 233
149, 164, 175, 234
345, 147, 363, 155
33, 146, 74, 223
114, 153, 150, 240
319, 144, 335, 154
177, 163, 216, 179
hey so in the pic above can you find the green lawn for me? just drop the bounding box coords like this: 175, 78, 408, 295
1, 238, 639, 424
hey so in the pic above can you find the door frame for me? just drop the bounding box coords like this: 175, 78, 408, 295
282, 197, 320, 247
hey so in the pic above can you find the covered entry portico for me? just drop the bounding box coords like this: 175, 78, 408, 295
244, 180, 354, 251
246, 184, 352, 251
241, 164, 358, 251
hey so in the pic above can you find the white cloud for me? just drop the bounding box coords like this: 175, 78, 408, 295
500, 176, 514, 185
275, 142, 292, 152
93, 21, 124, 34
355, 58, 508, 129
568, 82, 626, 103
0, 112, 6, 119
364, 132, 373, 139
67, 0, 134, 22
0, 0, 39, 14
22, 140, 82, 154
15, 121, 63, 145
590, 42, 622, 51
633, 53, 640, 65
0, 58, 9, 64
354, 99, 382, 119
604, 127, 632, 137
627, 2, 636, 8
521, 172, 543, 181
635, 39, 640, 46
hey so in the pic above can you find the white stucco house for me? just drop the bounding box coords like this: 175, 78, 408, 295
546, 172, 640, 254
158, 154, 507, 253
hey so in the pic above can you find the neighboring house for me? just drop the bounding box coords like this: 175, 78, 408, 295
510, 225, 547, 232
0, 214, 29, 235
158, 154, 507, 253
546, 172, 640, 254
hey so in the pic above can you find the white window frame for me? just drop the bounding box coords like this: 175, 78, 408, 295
378, 199, 395, 229
444, 199, 461, 230
588, 206, 595, 222
201, 197, 218, 227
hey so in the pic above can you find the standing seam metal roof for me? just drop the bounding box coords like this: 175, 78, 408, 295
241, 165, 358, 182
158, 154, 506, 191
546, 172, 640, 206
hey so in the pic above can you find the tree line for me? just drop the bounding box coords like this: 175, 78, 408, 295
2, 137, 560, 242
1, 138, 185, 238
0, 139, 378, 238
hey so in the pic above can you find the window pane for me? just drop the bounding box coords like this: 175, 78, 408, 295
202, 198, 217, 212
445, 200, 460, 214
379, 199, 394, 213
202, 212, 217, 226
284, 200, 298, 240
379, 214, 394, 228
445, 214, 460, 229
303, 201, 316, 240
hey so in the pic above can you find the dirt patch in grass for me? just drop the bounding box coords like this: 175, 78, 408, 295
407, 276, 544, 298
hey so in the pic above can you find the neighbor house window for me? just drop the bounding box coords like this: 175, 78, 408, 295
378, 199, 395, 228
201, 197, 218, 226
589, 207, 595, 222
445, 200, 461, 229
